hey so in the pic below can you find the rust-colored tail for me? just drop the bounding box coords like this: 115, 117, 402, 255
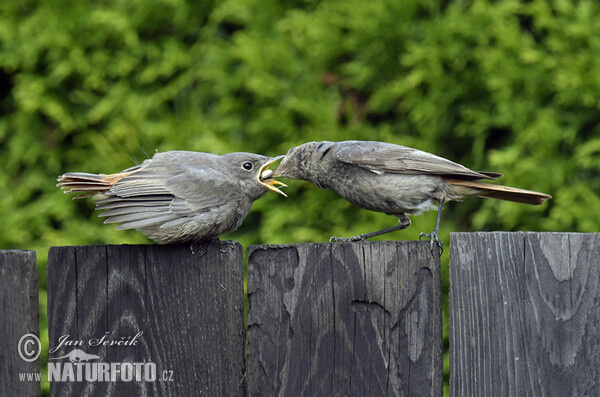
445, 178, 551, 205
57, 170, 136, 199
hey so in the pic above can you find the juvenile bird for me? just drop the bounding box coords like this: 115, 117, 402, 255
58, 151, 286, 243
271, 140, 551, 252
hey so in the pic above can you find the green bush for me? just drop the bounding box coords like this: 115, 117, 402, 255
1, 0, 598, 394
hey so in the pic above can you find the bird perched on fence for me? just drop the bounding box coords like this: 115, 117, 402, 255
58, 151, 287, 243
270, 140, 551, 252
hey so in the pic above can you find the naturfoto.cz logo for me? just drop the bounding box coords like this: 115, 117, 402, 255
18, 331, 174, 383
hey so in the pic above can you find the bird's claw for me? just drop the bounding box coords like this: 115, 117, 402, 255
419, 232, 443, 256
329, 235, 367, 243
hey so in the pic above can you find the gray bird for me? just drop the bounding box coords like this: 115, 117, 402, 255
270, 140, 551, 251
58, 151, 287, 243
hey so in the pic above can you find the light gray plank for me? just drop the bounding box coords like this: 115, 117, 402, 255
47, 242, 244, 396
247, 241, 442, 396
0, 250, 40, 397
450, 232, 600, 396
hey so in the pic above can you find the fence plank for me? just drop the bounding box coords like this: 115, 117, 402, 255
0, 250, 40, 397
47, 242, 245, 396
450, 232, 600, 396
246, 241, 442, 396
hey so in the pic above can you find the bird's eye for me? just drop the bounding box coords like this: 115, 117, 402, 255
242, 162, 253, 171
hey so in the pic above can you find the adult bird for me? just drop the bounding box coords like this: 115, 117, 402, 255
58, 151, 286, 243
271, 140, 551, 252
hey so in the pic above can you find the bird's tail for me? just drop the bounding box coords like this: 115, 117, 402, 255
57, 167, 139, 199
445, 178, 551, 205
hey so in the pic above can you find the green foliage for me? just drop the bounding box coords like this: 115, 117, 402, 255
1, 0, 598, 394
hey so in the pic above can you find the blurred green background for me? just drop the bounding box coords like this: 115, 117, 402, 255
1, 0, 598, 394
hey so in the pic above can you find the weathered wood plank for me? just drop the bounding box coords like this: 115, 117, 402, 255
47, 242, 245, 396
0, 250, 40, 397
246, 241, 442, 396
450, 232, 600, 396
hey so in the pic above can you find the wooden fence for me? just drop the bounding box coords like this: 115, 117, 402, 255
0, 232, 598, 396
0, 250, 40, 397
450, 232, 600, 396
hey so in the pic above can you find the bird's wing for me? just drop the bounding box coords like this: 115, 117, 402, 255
97, 152, 235, 230
335, 141, 502, 180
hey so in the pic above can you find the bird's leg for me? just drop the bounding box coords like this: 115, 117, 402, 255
330, 214, 411, 242
419, 199, 444, 255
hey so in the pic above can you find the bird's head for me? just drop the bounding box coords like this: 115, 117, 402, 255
221, 153, 288, 199
272, 141, 333, 181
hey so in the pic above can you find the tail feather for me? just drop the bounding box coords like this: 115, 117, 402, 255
58, 172, 106, 181
57, 171, 135, 196
445, 178, 551, 205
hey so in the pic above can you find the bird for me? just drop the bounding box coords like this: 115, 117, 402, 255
57, 151, 287, 243
270, 140, 551, 252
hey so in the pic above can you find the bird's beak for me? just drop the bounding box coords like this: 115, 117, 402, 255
259, 155, 288, 197
271, 156, 291, 178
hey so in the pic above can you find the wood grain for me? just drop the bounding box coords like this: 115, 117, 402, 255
47, 242, 244, 396
0, 250, 40, 397
246, 241, 442, 396
450, 232, 600, 396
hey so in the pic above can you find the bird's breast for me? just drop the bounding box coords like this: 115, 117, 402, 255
328, 167, 446, 215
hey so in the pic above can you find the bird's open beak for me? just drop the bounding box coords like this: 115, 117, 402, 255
259, 155, 288, 197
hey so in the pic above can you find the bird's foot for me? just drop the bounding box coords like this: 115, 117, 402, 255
419, 232, 443, 256
329, 235, 368, 243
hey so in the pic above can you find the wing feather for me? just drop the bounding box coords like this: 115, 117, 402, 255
95, 151, 235, 230
335, 141, 502, 180
99, 205, 171, 217
103, 212, 173, 224
97, 199, 173, 210
96, 195, 174, 205
160, 217, 192, 229
115, 215, 181, 230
